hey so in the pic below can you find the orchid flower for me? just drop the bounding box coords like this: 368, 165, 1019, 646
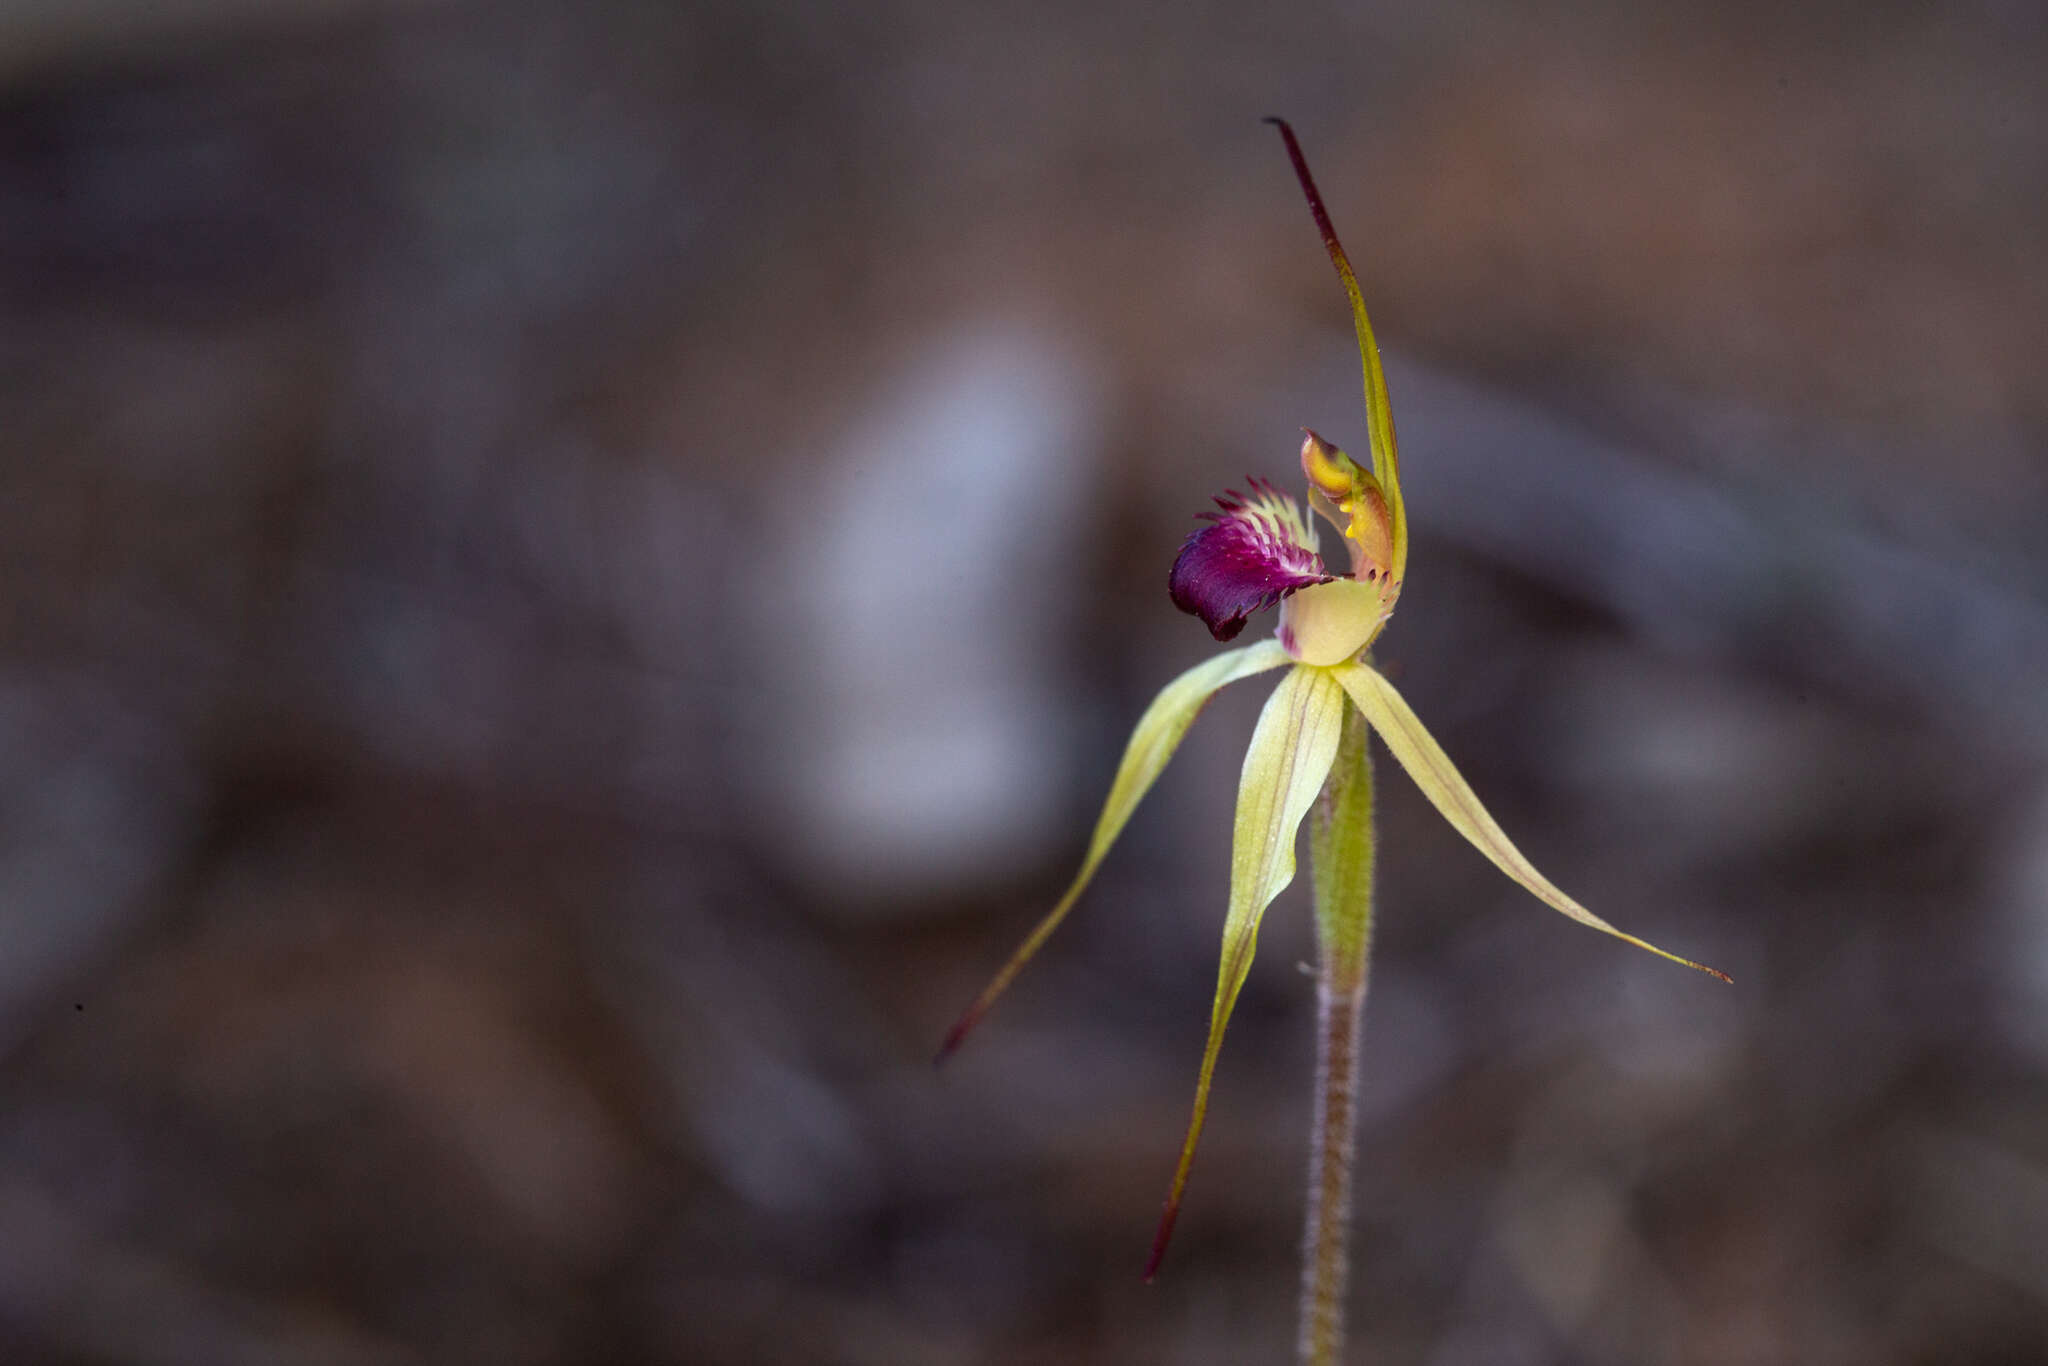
938, 120, 1727, 1291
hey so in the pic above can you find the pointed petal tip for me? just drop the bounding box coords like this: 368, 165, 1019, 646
1634, 935, 1733, 984
932, 1005, 984, 1067
1629, 948, 1732, 984
1142, 1202, 1183, 1282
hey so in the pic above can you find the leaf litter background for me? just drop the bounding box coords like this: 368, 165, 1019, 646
2, 1, 2046, 1362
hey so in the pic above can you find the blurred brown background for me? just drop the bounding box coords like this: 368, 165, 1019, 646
3, 1, 2046, 1362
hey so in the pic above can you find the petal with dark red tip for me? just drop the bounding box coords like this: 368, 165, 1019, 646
935, 640, 1293, 1065
1145, 661, 1346, 1280
1169, 480, 1335, 641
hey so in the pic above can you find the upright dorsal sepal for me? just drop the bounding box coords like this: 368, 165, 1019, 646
1266, 118, 1408, 585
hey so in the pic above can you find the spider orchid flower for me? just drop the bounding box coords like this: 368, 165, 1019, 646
937, 119, 1727, 1283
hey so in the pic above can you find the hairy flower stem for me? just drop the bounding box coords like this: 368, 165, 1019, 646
1300, 701, 1376, 1366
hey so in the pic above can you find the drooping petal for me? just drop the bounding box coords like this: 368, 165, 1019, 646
936, 639, 1294, 1063
1169, 479, 1335, 641
1267, 119, 1409, 584
1330, 661, 1730, 982
1146, 663, 1347, 1280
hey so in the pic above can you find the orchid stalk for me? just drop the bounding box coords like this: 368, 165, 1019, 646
939, 119, 1728, 1364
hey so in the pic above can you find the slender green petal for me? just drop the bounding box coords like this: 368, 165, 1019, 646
937, 639, 1293, 1062
1330, 661, 1731, 982
1146, 663, 1348, 1279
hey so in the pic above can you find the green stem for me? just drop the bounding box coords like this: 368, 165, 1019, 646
1300, 702, 1376, 1366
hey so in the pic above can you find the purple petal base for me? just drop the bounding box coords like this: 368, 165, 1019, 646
1168, 479, 1334, 641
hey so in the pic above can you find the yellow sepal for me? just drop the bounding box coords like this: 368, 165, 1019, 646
1329, 661, 1729, 982
937, 640, 1294, 1061
1147, 663, 1349, 1278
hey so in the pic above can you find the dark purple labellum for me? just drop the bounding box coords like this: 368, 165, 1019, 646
1168, 479, 1335, 640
